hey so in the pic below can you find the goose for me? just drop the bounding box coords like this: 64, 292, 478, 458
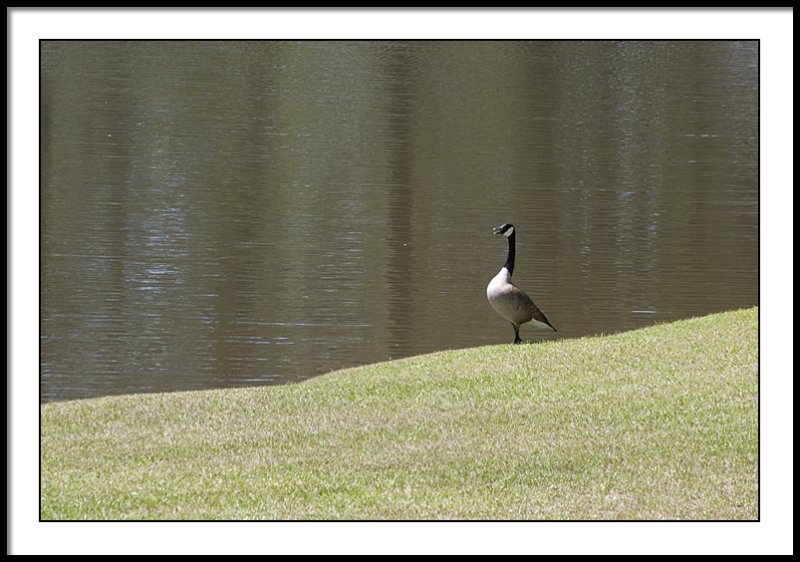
486, 223, 556, 344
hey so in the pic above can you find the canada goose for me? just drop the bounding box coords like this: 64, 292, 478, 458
486, 223, 556, 344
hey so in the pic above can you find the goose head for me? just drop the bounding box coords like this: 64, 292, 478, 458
492, 223, 515, 238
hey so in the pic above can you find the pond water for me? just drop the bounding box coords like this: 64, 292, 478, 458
40, 40, 758, 401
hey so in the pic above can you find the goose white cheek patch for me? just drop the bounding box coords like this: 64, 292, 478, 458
503, 226, 514, 238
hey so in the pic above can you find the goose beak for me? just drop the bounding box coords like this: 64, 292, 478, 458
492, 226, 503, 235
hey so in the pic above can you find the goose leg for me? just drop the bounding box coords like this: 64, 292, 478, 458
512, 323, 523, 344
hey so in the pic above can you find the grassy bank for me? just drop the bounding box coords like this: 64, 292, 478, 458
41, 308, 758, 520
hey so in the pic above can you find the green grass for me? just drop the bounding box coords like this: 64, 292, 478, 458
41, 307, 758, 520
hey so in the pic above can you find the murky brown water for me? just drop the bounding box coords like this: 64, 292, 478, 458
40, 40, 758, 401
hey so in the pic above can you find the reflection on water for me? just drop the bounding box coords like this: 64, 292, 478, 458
41, 41, 758, 401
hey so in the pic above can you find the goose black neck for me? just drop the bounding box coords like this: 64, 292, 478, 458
504, 231, 516, 276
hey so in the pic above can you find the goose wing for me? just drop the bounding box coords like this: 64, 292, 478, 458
509, 284, 557, 332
